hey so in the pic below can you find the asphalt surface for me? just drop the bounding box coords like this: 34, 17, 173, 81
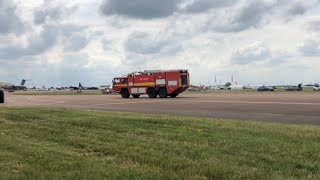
2, 92, 320, 125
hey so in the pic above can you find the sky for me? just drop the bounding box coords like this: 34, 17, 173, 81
0, 0, 320, 87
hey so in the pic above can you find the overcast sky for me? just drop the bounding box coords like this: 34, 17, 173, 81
0, 0, 320, 87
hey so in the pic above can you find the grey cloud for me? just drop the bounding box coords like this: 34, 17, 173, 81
285, 1, 318, 16
126, 32, 165, 54
299, 40, 320, 57
64, 34, 89, 52
125, 31, 181, 55
181, 0, 235, 13
308, 21, 320, 31
0, 25, 58, 60
0, 0, 24, 34
0, 24, 85, 60
214, 1, 275, 32
231, 43, 270, 65
268, 52, 291, 65
100, 0, 178, 19
287, 3, 309, 16
34, 2, 78, 24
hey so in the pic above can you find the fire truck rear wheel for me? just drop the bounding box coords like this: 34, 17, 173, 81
158, 88, 167, 98
170, 93, 178, 98
147, 88, 157, 98
120, 89, 130, 98
0, 90, 4, 103
132, 95, 140, 98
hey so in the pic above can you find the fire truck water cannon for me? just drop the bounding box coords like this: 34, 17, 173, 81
112, 69, 190, 98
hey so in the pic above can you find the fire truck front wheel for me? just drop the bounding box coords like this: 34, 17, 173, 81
147, 88, 157, 98
0, 90, 4, 103
120, 89, 130, 98
158, 88, 167, 98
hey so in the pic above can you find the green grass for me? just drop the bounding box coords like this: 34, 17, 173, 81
0, 107, 319, 179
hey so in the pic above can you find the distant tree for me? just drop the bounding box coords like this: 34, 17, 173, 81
225, 82, 232, 87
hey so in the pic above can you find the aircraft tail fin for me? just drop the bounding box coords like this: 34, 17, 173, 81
20, 79, 26, 86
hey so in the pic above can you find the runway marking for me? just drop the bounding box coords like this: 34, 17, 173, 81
93, 100, 167, 106
27, 96, 65, 104
175, 100, 320, 106
5, 97, 15, 103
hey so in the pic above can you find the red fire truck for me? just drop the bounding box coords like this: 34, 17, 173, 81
112, 69, 190, 98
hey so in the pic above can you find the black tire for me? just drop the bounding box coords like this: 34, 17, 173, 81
120, 89, 130, 98
158, 88, 167, 98
170, 93, 178, 98
0, 90, 4, 103
147, 88, 157, 98
132, 95, 140, 98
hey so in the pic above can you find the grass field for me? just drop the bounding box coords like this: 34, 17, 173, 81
0, 107, 319, 179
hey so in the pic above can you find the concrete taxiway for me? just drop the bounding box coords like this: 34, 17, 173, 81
2, 92, 320, 125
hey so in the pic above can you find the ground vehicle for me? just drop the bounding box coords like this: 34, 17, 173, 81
285, 83, 303, 91
313, 84, 320, 91
0, 89, 4, 103
257, 86, 274, 92
112, 70, 190, 98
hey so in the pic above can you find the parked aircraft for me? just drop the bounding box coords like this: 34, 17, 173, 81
226, 75, 244, 90
257, 86, 274, 92
285, 83, 303, 91
79, 83, 99, 90
3, 79, 29, 92
313, 84, 320, 91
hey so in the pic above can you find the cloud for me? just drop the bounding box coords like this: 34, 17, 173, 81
125, 31, 180, 55
231, 42, 271, 64
0, 24, 86, 60
206, 0, 278, 33
123, 30, 183, 69
100, 0, 178, 19
308, 21, 320, 31
180, 0, 235, 13
33, 1, 78, 24
0, 0, 24, 34
0, 25, 58, 60
299, 39, 320, 57
63, 34, 89, 52
286, 1, 317, 16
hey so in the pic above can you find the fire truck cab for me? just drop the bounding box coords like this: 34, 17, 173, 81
112, 69, 190, 98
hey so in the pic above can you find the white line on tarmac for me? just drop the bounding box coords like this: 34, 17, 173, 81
174, 100, 320, 106
5, 98, 15, 103
27, 96, 65, 104
93, 100, 166, 106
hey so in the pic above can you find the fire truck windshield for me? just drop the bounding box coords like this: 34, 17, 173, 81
113, 79, 120, 84
113, 78, 128, 85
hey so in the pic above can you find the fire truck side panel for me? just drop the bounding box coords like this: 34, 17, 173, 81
128, 77, 134, 87
155, 72, 166, 87
130, 87, 146, 94
134, 75, 155, 87
165, 72, 180, 95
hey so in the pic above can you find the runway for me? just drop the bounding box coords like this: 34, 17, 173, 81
2, 92, 320, 125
